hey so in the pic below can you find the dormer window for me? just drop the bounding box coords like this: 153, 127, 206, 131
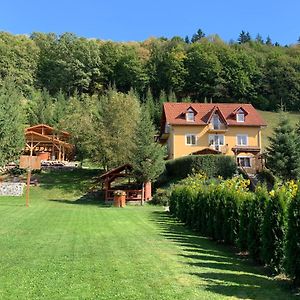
236, 110, 245, 122
186, 110, 195, 122
212, 114, 221, 129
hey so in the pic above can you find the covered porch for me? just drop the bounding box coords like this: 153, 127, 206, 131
231, 146, 263, 174
100, 164, 152, 203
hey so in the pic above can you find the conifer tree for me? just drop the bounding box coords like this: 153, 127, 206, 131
145, 88, 155, 121
153, 90, 167, 129
167, 89, 177, 102
266, 113, 300, 180
191, 29, 205, 43
255, 34, 264, 44
261, 189, 286, 272
266, 35, 272, 45
131, 107, 165, 184
52, 90, 67, 127
238, 31, 251, 44
285, 186, 300, 285
0, 79, 25, 166
248, 187, 269, 262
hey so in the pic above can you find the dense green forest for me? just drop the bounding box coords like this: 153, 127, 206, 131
0, 30, 300, 166
1, 30, 300, 111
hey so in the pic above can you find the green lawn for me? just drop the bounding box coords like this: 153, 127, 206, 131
0, 170, 296, 299
259, 110, 300, 149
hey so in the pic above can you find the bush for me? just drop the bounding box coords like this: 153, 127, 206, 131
167, 173, 300, 280
262, 190, 287, 272
151, 188, 170, 206
257, 169, 276, 190
165, 155, 236, 180
247, 187, 269, 262
238, 194, 253, 252
285, 186, 300, 285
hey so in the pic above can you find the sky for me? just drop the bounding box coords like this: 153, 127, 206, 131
0, 0, 299, 45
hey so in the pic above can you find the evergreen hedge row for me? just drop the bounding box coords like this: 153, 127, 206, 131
165, 155, 237, 179
168, 176, 300, 284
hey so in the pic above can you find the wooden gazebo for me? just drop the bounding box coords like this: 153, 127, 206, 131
24, 124, 74, 161
100, 164, 152, 203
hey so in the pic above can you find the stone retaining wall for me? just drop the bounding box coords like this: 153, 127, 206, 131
0, 183, 25, 196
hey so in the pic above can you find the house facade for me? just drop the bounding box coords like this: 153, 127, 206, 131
160, 103, 266, 172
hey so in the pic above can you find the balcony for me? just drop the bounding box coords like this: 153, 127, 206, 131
207, 123, 228, 133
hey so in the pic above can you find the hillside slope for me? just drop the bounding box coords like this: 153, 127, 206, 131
259, 110, 300, 149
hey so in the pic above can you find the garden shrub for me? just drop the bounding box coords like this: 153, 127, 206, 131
238, 194, 253, 252
165, 155, 236, 180
167, 172, 300, 281
151, 188, 170, 206
247, 186, 269, 262
285, 185, 300, 285
262, 189, 287, 272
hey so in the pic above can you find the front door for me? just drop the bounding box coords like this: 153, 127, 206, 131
209, 134, 224, 151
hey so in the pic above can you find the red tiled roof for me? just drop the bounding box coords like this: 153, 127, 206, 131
163, 102, 266, 127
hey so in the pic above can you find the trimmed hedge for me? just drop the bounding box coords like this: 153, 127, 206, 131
285, 189, 300, 284
168, 175, 300, 282
165, 155, 237, 179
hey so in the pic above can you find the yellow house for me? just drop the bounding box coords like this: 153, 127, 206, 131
160, 102, 267, 172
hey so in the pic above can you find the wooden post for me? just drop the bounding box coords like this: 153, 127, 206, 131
25, 168, 31, 207
141, 183, 145, 206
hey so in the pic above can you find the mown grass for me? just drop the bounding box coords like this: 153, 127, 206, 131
0, 170, 297, 299
259, 110, 300, 149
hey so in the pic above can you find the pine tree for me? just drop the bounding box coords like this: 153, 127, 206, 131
131, 107, 165, 184
255, 34, 264, 44
238, 31, 251, 44
167, 89, 177, 102
0, 79, 25, 166
52, 90, 67, 127
153, 90, 167, 129
145, 88, 155, 121
266, 35, 272, 45
27, 88, 54, 125
266, 113, 300, 180
184, 35, 190, 44
285, 186, 300, 285
191, 29, 205, 43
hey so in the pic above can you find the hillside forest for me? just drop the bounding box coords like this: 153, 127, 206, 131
0, 30, 300, 166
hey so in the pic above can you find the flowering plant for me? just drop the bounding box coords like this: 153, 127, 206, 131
114, 190, 126, 196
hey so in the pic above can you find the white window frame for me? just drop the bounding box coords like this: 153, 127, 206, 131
236, 111, 245, 122
237, 156, 252, 168
186, 111, 195, 122
185, 134, 197, 146
236, 134, 248, 146
208, 134, 225, 150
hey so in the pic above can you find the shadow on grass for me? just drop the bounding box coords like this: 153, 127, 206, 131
151, 210, 295, 299
37, 168, 103, 194
49, 190, 110, 207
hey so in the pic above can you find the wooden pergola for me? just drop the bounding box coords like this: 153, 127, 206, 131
24, 124, 74, 161
100, 164, 152, 202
